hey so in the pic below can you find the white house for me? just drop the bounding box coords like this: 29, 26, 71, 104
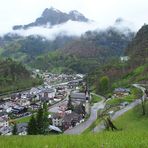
40, 88, 56, 99
120, 56, 129, 62
52, 114, 63, 127
0, 117, 9, 127
5, 107, 12, 113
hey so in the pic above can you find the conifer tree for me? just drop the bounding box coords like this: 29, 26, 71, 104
12, 123, 17, 135
43, 102, 49, 134
27, 103, 49, 135
36, 107, 44, 134
67, 95, 74, 111
27, 115, 37, 135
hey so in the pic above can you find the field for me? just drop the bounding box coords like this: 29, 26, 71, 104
15, 116, 31, 124
0, 131, 148, 148
91, 94, 102, 104
0, 102, 148, 148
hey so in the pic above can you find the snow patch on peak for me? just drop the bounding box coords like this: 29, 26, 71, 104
69, 10, 83, 17
50, 7, 61, 13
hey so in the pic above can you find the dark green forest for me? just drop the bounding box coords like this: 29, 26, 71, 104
0, 58, 42, 95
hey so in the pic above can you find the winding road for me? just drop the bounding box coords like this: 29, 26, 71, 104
64, 94, 106, 134
93, 84, 147, 133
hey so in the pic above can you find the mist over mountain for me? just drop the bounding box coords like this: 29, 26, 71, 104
1, 7, 134, 41
4, 7, 99, 40
13, 7, 89, 30
11, 21, 99, 40
0, 7, 136, 73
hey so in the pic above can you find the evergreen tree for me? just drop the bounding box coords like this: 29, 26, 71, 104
36, 107, 44, 134
43, 102, 49, 135
12, 123, 17, 135
27, 115, 37, 135
27, 103, 49, 135
67, 95, 74, 111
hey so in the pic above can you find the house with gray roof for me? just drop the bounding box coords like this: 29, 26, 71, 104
17, 123, 28, 135
49, 125, 62, 133
0, 126, 12, 135
70, 91, 89, 104
39, 88, 56, 102
62, 112, 82, 130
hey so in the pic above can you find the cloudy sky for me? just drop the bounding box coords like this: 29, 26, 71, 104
0, 0, 148, 35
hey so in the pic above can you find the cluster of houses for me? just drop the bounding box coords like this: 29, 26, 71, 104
50, 89, 91, 132
0, 72, 85, 135
45, 74, 75, 84
45, 74, 83, 85
0, 85, 67, 135
34, 70, 84, 86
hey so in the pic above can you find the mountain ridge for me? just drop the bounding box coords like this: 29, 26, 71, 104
13, 7, 89, 30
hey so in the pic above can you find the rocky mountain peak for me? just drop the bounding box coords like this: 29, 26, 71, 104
13, 8, 89, 30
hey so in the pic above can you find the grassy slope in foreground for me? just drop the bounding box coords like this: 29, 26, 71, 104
1, 103, 148, 148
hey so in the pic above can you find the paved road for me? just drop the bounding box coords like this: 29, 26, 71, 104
133, 84, 146, 93
93, 84, 146, 133
93, 99, 141, 132
64, 96, 106, 135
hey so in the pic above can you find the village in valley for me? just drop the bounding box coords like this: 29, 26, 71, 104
0, 68, 141, 136
0, 70, 88, 135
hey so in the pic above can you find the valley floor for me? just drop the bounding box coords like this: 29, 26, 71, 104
1, 103, 148, 148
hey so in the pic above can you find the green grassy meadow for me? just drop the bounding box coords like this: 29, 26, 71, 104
15, 116, 31, 124
0, 130, 148, 148
91, 94, 102, 104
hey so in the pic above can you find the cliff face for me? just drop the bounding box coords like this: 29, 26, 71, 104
126, 25, 148, 66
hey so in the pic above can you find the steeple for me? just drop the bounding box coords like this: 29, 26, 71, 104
85, 83, 89, 101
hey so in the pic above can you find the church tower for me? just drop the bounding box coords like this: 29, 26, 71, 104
85, 85, 90, 115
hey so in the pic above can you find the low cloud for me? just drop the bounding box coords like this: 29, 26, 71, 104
113, 18, 136, 33
1, 19, 135, 39
11, 20, 99, 40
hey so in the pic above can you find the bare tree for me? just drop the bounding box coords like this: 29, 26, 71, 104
98, 105, 118, 131
141, 89, 147, 115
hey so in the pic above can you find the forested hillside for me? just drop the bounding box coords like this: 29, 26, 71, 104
0, 30, 132, 73
87, 25, 148, 95
126, 24, 148, 66
0, 58, 42, 94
